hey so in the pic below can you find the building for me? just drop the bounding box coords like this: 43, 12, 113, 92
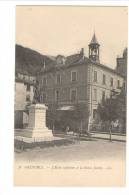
15, 44, 57, 129
37, 33, 126, 131
116, 48, 127, 78
15, 70, 36, 128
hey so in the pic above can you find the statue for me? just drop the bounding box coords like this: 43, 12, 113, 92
33, 80, 40, 104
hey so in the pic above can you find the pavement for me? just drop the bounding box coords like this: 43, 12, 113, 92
91, 132, 126, 142
15, 139, 126, 187
15, 135, 63, 143
53, 131, 126, 142
15, 129, 126, 143
15, 139, 126, 162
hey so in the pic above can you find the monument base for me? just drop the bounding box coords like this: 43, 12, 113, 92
23, 103, 54, 138
22, 127, 53, 138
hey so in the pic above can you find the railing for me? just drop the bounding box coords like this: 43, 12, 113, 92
89, 123, 126, 135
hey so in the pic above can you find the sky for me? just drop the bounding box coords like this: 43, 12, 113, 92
16, 6, 128, 68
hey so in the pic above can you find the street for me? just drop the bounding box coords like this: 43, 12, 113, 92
15, 139, 125, 163
15, 139, 126, 186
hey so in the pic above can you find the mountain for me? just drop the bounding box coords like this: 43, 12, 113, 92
15, 44, 55, 76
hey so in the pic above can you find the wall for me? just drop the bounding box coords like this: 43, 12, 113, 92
38, 61, 124, 127
88, 63, 124, 117
38, 64, 89, 105
15, 81, 34, 110
15, 82, 26, 110
116, 57, 127, 77
15, 81, 34, 128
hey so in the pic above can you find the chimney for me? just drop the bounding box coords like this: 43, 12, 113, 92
80, 48, 84, 58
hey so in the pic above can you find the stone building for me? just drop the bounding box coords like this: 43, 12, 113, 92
15, 44, 56, 129
37, 33, 126, 131
15, 71, 36, 128
116, 48, 127, 78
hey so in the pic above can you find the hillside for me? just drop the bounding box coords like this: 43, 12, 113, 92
15, 44, 54, 76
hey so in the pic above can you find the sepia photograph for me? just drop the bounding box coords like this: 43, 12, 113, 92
14, 5, 127, 186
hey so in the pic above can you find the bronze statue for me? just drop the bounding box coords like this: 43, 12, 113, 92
33, 80, 40, 104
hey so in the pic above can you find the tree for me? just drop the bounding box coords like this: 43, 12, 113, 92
46, 102, 89, 133
68, 103, 89, 132
46, 103, 58, 130
97, 97, 118, 122
97, 85, 126, 133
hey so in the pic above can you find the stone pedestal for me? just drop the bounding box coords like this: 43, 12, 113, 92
24, 104, 53, 138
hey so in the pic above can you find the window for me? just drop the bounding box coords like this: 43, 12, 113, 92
110, 77, 113, 87
56, 74, 61, 84
117, 80, 120, 88
24, 75, 28, 80
71, 71, 77, 82
93, 89, 97, 101
43, 93, 47, 103
71, 89, 77, 102
94, 71, 97, 82
33, 79, 36, 84
42, 77, 47, 85
55, 90, 59, 102
93, 109, 97, 119
40, 94, 47, 103
102, 91, 105, 101
26, 94, 30, 102
40, 95, 43, 103
26, 84, 30, 91
123, 82, 126, 90
102, 74, 106, 85
19, 74, 23, 79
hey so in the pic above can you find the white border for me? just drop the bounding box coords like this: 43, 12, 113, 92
0, 1, 128, 195
0, 0, 129, 6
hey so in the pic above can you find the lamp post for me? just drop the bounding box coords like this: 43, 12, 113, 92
109, 89, 120, 142
109, 122, 112, 142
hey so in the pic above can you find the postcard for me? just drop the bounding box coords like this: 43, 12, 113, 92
14, 5, 127, 186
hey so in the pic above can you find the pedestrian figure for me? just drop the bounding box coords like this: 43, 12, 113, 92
109, 121, 113, 142
77, 124, 82, 144
114, 119, 119, 132
88, 114, 92, 132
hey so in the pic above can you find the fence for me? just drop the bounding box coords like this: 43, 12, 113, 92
89, 122, 126, 135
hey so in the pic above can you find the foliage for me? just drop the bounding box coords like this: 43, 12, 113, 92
97, 86, 126, 123
70, 103, 89, 121
46, 102, 89, 131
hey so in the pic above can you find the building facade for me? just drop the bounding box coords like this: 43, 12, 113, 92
15, 72, 36, 128
15, 33, 126, 131
116, 48, 127, 78
37, 34, 125, 130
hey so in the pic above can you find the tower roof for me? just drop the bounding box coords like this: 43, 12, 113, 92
90, 33, 100, 45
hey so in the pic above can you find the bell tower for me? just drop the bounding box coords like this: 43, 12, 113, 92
89, 33, 100, 63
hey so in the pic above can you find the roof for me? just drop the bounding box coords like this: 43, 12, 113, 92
47, 55, 56, 61
39, 51, 123, 77
15, 77, 36, 85
16, 68, 30, 76
92, 61, 124, 77
89, 33, 100, 45
16, 44, 124, 78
